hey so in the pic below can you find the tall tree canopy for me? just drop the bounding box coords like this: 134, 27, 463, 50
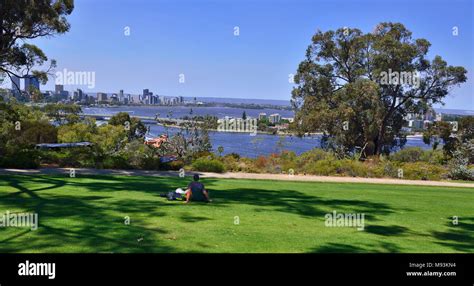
0, 0, 74, 92
291, 22, 467, 156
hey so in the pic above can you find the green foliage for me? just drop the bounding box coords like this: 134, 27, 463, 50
459, 139, 474, 164
448, 151, 474, 181
161, 160, 184, 171
0, 149, 40, 168
43, 103, 82, 123
108, 112, 147, 140
192, 157, 226, 173
0, 102, 56, 168
217, 146, 224, 156
233, 148, 455, 181
1, 0, 74, 95
292, 22, 467, 156
400, 162, 446, 181
390, 147, 443, 164
297, 148, 335, 164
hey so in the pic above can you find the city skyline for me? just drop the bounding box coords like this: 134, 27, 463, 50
3, 0, 473, 110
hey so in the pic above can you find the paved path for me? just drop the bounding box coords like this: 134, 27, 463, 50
0, 168, 472, 188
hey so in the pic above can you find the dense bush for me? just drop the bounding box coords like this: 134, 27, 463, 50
225, 153, 241, 160
103, 156, 132, 169
220, 154, 240, 172
400, 162, 446, 180
448, 152, 474, 181
192, 157, 226, 173
225, 148, 459, 181
0, 149, 40, 168
161, 160, 183, 171
390, 147, 444, 164
298, 148, 335, 164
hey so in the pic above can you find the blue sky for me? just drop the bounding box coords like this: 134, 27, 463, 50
31, 0, 473, 109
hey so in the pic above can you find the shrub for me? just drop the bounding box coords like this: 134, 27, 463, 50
102, 155, 131, 169
279, 151, 297, 173
298, 148, 334, 165
420, 149, 445, 165
373, 161, 401, 178
161, 159, 183, 171
220, 155, 240, 172
302, 159, 337, 176
53, 148, 95, 168
254, 156, 267, 169
390, 147, 426, 163
0, 149, 40, 168
459, 139, 474, 164
224, 153, 241, 160
400, 162, 447, 180
135, 157, 158, 170
448, 152, 474, 181
192, 158, 226, 173
336, 159, 369, 177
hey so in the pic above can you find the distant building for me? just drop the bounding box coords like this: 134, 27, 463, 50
97, 92, 108, 102
110, 93, 118, 103
408, 119, 424, 130
142, 89, 149, 104
24, 75, 40, 91
73, 89, 84, 101
130, 94, 140, 103
269, 113, 281, 124
258, 113, 267, 121
55, 84, 64, 94
118, 90, 124, 102
54, 84, 68, 100
11, 75, 20, 91
424, 108, 437, 121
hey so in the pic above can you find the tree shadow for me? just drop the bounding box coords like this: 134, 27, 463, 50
0, 174, 418, 253
0, 175, 178, 253
430, 216, 474, 252
310, 241, 404, 253
206, 182, 397, 221
365, 225, 409, 236
179, 213, 212, 223
310, 243, 368, 253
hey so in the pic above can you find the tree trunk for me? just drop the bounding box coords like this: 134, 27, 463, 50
375, 123, 386, 155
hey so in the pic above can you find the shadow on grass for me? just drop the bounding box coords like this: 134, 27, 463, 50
0, 174, 415, 253
365, 225, 409, 236
179, 213, 212, 223
0, 175, 178, 253
310, 241, 403, 253
207, 183, 397, 221
430, 216, 474, 252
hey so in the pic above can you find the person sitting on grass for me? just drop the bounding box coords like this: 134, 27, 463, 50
185, 174, 211, 203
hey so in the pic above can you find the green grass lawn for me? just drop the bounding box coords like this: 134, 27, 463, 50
0, 174, 472, 253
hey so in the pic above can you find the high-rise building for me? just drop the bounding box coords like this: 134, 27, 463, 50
55, 84, 64, 94
130, 94, 140, 103
24, 76, 40, 91
97, 92, 108, 102
73, 89, 83, 101
119, 90, 124, 102
258, 113, 267, 121
142, 89, 150, 104
55, 84, 68, 100
11, 75, 20, 91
